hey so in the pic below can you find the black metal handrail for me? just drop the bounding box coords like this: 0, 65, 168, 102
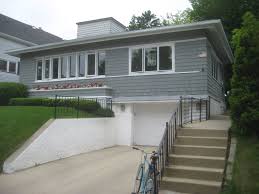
53, 95, 112, 118
149, 96, 210, 194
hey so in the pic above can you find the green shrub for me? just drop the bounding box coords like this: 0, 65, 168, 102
9, 98, 45, 106
94, 108, 114, 117
230, 12, 259, 136
0, 82, 28, 105
77, 100, 101, 112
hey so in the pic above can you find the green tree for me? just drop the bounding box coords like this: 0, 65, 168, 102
162, 9, 193, 26
230, 12, 259, 136
128, 10, 161, 31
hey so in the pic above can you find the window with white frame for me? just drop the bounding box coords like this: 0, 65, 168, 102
69, 55, 76, 78
130, 44, 174, 73
44, 59, 50, 79
87, 53, 95, 75
9, 62, 16, 73
78, 53, 86, 77
36, 60, 43, 80
52, 58, 59, 79
61, 56, 67, 78
98, 51, 105, 75
0, 59, 7, 72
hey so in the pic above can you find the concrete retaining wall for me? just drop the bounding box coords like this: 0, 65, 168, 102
3, 116, 133, 173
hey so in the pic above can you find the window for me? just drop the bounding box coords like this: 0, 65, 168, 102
45, 59, 50, 79
87, 54, 95, 75
145, 47, 157, 71
61, 56, 67, 78
159, 46, 172, 70
69, 55, 76, 77
0, 60, 7, 72
98, 51, 105, 75
36, 60, 43, 80
131, 48, 143, 72
130, 44, 174, 73
9, 62, 16, 73
52, 58, 59, 79
17, 62, 20, 75
78, 53, 85, 77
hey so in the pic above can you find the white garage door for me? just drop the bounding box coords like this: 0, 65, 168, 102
133, 102, 177, 146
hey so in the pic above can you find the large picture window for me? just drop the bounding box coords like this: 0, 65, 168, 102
98, 51, 105, 75
69, 55, 76, 77
45, 59, 50, 79
130, 44, 174, 73
78, 53, 85, 77
52, 58, 59, 79
131, 48, 143, 72
159, 46, 172, 70
36, 60, 43, 80
0, 60, 7, 72
87, 54, 95, 75
145, 47, 157, 71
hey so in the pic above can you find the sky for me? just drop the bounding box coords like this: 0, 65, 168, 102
0, 0, 191, 40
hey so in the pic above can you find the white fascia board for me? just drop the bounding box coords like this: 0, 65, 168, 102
0, 32, 37, 47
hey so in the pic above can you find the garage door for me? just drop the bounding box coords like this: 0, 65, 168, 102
133, 102, 177, 146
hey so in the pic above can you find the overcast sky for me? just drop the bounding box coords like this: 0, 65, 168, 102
0, 0, 191, 40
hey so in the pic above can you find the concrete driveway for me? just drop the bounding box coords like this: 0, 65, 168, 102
0, 146, 153, 194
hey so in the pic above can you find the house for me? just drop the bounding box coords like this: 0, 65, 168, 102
7, 17, 233, 145
0, 13, 62, 82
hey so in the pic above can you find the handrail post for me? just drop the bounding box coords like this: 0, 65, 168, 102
180, 96, 183, 127
54, 95, 57, 119
208, 96, 211, 119
191, 97, 193, 123
206, 98, 208, 120
199, 98, 202, 122
77, 96, 79, 118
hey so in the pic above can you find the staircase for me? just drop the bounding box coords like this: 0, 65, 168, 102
160, 117, 230, 194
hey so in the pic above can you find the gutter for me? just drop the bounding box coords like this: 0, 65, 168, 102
0, 32, 37, 47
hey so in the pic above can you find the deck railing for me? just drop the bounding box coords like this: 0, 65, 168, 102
53, 95, 112, 118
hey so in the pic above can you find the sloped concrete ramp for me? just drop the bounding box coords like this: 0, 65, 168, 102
0, 146, 146, 194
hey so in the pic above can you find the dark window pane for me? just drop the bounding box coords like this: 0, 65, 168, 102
98, 52, 105, 75
69, 55, 76, 77
131, 48, 142, 72
78, 54, 85, 77
45, 59, 50, 78
61, 56, 67, 78
36, 60, 42, 80
52, 58, 59, 79
88, 54, 95, 75
159, 46, 172, 70
145, 47, 157, 71
9, 62, 16, 73
17, 62, 20, 75
0, 60, 7, 72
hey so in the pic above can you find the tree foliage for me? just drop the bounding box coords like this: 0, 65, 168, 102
128, 10, 161, 31
162, 9, 193, 26
230, 12, 259, 136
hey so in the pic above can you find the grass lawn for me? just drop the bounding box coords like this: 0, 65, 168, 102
0, 106, 54, 171
222, 135, 259, 194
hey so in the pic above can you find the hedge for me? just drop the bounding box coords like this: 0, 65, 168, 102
0, 82, 28, 105
9, 97, 114, 117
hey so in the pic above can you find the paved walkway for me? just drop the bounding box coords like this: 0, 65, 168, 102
0, 146, 155, 194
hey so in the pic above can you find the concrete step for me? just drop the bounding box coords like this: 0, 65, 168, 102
176, 136, 227, 147
164, 165, 223, 181
173, 145, 226, 157
178, 128, 228, 137
169, 154, 225, 169
160, 177, 221, 194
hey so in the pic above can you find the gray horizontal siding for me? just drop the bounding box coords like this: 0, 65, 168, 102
20, 34, 209, 100
206, 40, 224, 101
0, 72, 19, 82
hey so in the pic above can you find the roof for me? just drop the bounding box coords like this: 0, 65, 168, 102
7, 20, 234, 64
77, 17, 126, 29
0, 13, 63, 45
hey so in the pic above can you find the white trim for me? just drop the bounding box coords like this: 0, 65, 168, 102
34, 70, 200, 83
29, 86, 112, 92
